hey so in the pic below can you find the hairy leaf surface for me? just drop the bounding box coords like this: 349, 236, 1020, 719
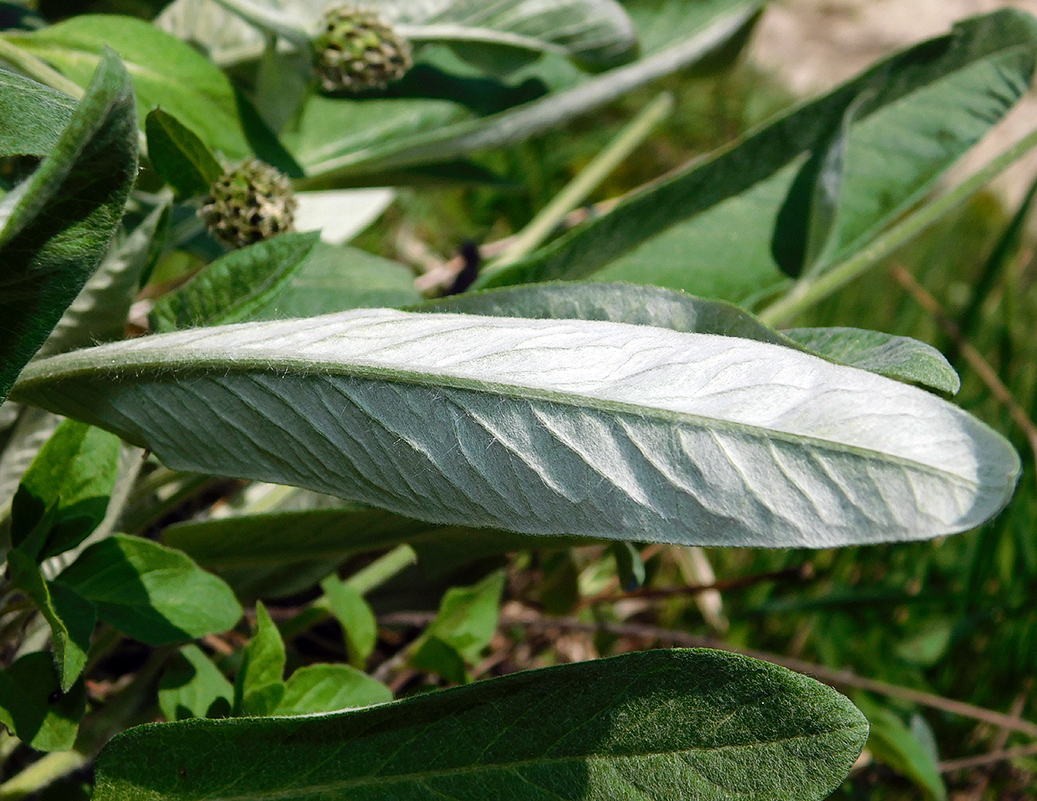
0, 50, 137, 403
418, 282, 960, 392
93, 649, 868, 801
12, 309, 1019, 548
7, 15, 252, 158
479, 10, 1037, 302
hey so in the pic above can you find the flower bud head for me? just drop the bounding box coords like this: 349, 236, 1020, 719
313, 5, 412, 93
199, 159, 296, 249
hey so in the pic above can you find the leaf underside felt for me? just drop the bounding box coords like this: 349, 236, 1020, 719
416, 282, 961, 393
93, 649, 869, 801
11, 308, 1020, 549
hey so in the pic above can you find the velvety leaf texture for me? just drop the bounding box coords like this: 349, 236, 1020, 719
92, 649, 869, 801
0, 50, 138, 403
0, 71, 76, 159
416, 282, 960, 392
11, 309, 1019, 549
8, 15, 252, 158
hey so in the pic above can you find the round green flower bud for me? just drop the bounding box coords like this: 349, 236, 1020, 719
199, 159, 296, 249
313, 5, 412, 93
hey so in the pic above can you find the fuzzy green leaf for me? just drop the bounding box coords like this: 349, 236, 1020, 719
0, 71, 76, 159
479, 10, 1037, 303
6, 15, 252, 159
417, 282, 961, 392
57, 535, 243, 645
783, 327, 961, 395
163, 505, 584, 575
150, 232, 321, 331
12, 308, 1020, 548
93, 649, 869, 801
0, 49, 138, 403
294, 2, 761, 185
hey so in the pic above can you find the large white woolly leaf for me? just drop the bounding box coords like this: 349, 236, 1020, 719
11, 309, 1019, 548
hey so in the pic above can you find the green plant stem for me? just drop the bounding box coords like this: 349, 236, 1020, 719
279, 544, 416, 640
208, 0, 312, 46
0, 749, 88, 800
0, 37, 83, 99
759, 125, 1037, 327
485, 92, 674, 273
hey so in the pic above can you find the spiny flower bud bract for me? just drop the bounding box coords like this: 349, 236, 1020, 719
199, 159, 296, 249
313, 5, 413, 93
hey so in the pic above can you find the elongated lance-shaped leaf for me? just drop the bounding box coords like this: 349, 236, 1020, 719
158, 0, 636, 71
417, 282, 960, 393
164, 505, 584, 572
93, 649, 869, 801
478, 10, 1037, 302
0, 49, 138, 404
11, 308, 1020, 548
6, 15, 253, 159
295, 2, 761, 186
0, 71, 76, 159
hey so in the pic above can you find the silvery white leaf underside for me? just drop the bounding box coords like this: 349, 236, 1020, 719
12, 309, 1020, 548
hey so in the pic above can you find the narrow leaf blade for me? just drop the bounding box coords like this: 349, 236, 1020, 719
0, 49, 138, 403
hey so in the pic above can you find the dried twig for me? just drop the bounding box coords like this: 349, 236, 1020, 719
940, 743, 1037, 773
379, 610, 1037, 741
891, 263, 1037, 488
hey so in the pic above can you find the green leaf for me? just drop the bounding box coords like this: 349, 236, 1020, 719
479, 10, 1037, 302
11, 419, 121, 560
772, 92, 867, 278
413, 569, 504, 683
158, 644, 234, 722
0, 71, 76, 159
275, 664, 391, 716
0, 48, 138, 404
7, 550, 95, 691
163, 505, 583, 574
12, 308, 1020, 548
783, 327, 961, 395
855, 696, 947, 801
611, 541, 645, 590
321, 575, 377, 668
419, 282, 961, 393
233, 601, 286, 717
57, 535, 243, 645
145, 108, 223, 198
6, 15, 252, 159
0, 652, 86, 752
397, 0, 638, 71
93, 649, 869, 801
245, 242, 422, 319
294, 2, 761, 185
150, 232, 321, 331
35, 202, 171, 360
